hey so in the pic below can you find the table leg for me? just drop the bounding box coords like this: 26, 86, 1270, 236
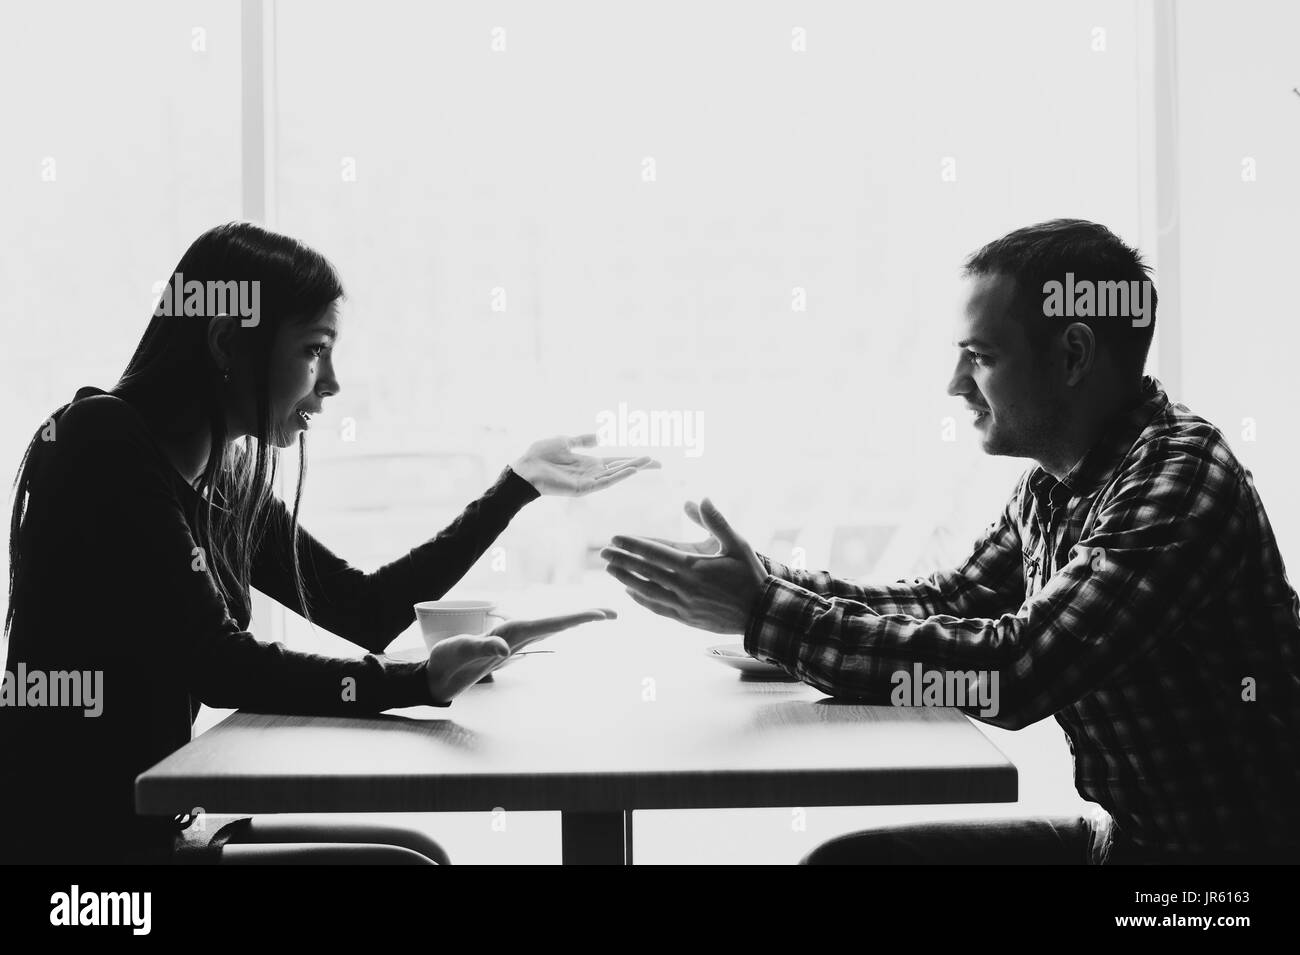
561, 810, 633, 865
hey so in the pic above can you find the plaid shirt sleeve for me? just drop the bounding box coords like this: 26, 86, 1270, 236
757, 472, 1028, 620
744, 437, 1245, 729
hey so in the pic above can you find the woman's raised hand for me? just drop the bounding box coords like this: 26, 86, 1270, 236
511, 434, 660, 496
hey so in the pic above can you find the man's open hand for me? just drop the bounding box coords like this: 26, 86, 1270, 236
601, 498, 767, 634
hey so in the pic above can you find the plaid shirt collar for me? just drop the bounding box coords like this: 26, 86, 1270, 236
1027, 375, 1169, 507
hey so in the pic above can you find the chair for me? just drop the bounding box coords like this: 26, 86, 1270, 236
174, 814, 453, 865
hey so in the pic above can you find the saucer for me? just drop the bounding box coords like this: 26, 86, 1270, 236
705, 644, 789, 676
383, 645, 525, 669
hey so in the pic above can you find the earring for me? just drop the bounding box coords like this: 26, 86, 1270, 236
221, 368, 231, 384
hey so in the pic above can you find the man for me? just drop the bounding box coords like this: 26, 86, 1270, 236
602, 219, 1300, 864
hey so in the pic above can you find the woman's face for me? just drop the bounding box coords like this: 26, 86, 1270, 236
264, 301, 342, 448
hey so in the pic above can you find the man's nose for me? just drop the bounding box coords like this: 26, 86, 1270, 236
946, 357, 970, 398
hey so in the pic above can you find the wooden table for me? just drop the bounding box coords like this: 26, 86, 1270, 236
137, 625, 1017, 863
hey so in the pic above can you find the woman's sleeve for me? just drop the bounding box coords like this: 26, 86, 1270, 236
58, 398, 437, 714
251, 466, 540, 654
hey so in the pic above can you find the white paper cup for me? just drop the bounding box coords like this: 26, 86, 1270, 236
414, 599, 506, 651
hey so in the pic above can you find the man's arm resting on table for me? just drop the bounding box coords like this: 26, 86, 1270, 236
744, 440, 1244, 730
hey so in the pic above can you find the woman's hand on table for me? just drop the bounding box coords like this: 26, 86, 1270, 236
488, 607, 617, 655
424, 634, 512, 704
424, 609, 618, 703
511, 433, 660, 496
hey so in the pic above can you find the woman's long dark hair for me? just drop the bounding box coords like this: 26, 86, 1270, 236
6, 222, 344, 638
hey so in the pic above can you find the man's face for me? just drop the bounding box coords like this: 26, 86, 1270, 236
947, 273, 1068, 459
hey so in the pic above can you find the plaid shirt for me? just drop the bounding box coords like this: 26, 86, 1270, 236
746, 376, 1300, 855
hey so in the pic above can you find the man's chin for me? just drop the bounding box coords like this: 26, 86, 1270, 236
979, 437, 1030, 459
977, 426, 1010, 456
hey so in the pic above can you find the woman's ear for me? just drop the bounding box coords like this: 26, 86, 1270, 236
206, 314, 242, 375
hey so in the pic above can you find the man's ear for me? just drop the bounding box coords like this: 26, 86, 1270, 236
206, 314, 241, 373
1061, 322, 1096, 386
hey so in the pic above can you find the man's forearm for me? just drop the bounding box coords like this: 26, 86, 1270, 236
758, 553, 991, 619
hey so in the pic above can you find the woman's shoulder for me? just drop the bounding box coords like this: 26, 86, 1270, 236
61, 390, 129, 421
57, 392, 147, 446
52, 391, 173, 478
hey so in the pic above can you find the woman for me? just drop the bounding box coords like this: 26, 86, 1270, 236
1, 222, 656, 864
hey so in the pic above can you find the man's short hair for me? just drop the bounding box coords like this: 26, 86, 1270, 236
963, 219, 1157, 373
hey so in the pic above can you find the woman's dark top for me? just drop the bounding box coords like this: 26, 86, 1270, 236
0, 386, 538, 863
